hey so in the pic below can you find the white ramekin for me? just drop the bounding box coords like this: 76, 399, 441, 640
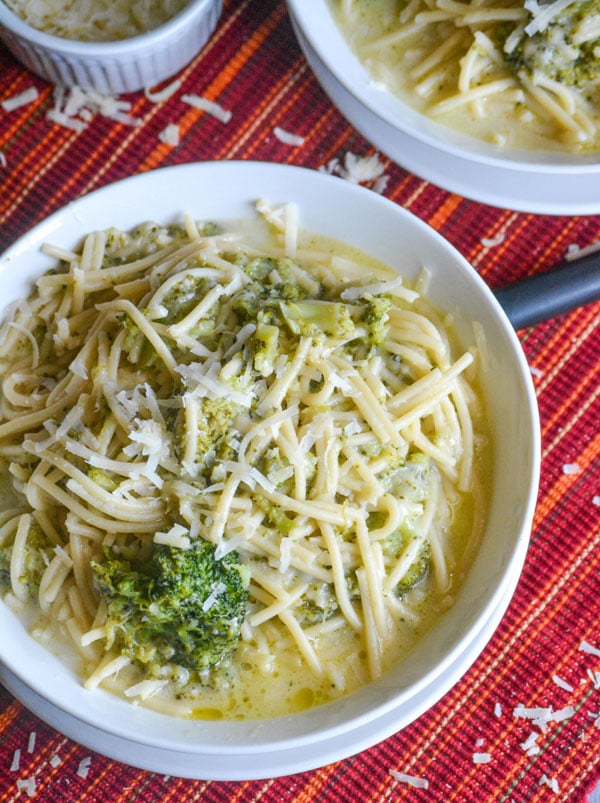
0, 0, 223, 94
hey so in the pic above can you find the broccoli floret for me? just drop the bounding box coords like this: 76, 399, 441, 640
369, 452, 433, 595
242, 256, 317, 301
295, 595, 339, 626
500, 1, 600, 88
230, 257, 315, 325
380, 519, 432, 595
396, 540, 431, 594
91, 538, 250, 673
0, 519, 53, 596
176, 396, 240, 472
160, 274, 217, 326
119, 313, 161, 369
380, 451, 432, 500
279, 299, 356, 339
360, 294, 392, 346
102, 223, 189, 267
254, 495, 297, 533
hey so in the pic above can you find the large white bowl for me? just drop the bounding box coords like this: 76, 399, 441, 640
0, 161, 540, 779
0, 0, 222, 93
286, 2, 600, 214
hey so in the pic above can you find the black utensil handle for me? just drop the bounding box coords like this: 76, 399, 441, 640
494, 250, 600, 330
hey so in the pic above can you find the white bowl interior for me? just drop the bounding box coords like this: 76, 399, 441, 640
0, 162, 540, 759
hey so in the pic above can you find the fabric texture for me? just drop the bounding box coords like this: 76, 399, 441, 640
0, 1, 599, 800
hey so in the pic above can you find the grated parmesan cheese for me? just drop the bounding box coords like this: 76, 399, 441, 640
389, 769, 429, 789
158, 123, 180, 147
181, 94, 232, 123
145, 78, 182, 103
0, 151, 6, 168
154, 523, 191, 550
10, 748, 21, 771
202, 581, 226, 612
552, 674, 574, 692
524, 0, 577, 37
16, 778, 36, 797
1, 87, 39, 112
273, 126, 306, 146
320, 151, 388, 188
344, 152, 386, 183
539, 773, 560, 793
566, 239, 600, 261
520, 731, 540, 755
587, 669, 600, 689
49, 754, 62, 768
562, 462, 580, 475
46, 85, 142, 132
513, 703, 576, 731
481, 233, 506, 247
473, 752, 492, 764
27, 732, 36, 753
593, 495, 600, 506
279, 537, 292, 573
580, 640, 600, 657
77, 756, 92, 779
3, 0, 189, 42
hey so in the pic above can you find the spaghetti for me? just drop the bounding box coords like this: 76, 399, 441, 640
0, 203, 488, 719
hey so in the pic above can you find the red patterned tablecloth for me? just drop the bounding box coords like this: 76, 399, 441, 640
1, 2, 599, 800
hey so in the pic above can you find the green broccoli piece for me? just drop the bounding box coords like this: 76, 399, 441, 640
242, 256, 317, 301
91, 537, 250, 673
0, 519, 53, 597
380, 518, 432, 595
500, 1, 600, 88
176, 396, 240, 473
160, 274, 216, 326
295, 594, 339, 626
380, 450, 432, 500
102, 223, 189, 267
369, 452, 433, 595
254, 495, 298, 533
360, 294, 392, 346
279, 299, 356, 339
230, 257, 314, 325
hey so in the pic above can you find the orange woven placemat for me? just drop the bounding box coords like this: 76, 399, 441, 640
1, 2, 599, 800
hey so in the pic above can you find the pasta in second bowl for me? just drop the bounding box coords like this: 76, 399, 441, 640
287, 1, 600, 213
0, 162, 540, 778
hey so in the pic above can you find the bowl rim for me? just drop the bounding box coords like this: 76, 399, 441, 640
286, 0, 600, 174
0, 0, 219, 57
0, 161, 541, 765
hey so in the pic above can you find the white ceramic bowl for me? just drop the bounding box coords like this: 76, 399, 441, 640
286, 1, 600, 214
0, 0, 222, 93
0, 162, 540, 779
